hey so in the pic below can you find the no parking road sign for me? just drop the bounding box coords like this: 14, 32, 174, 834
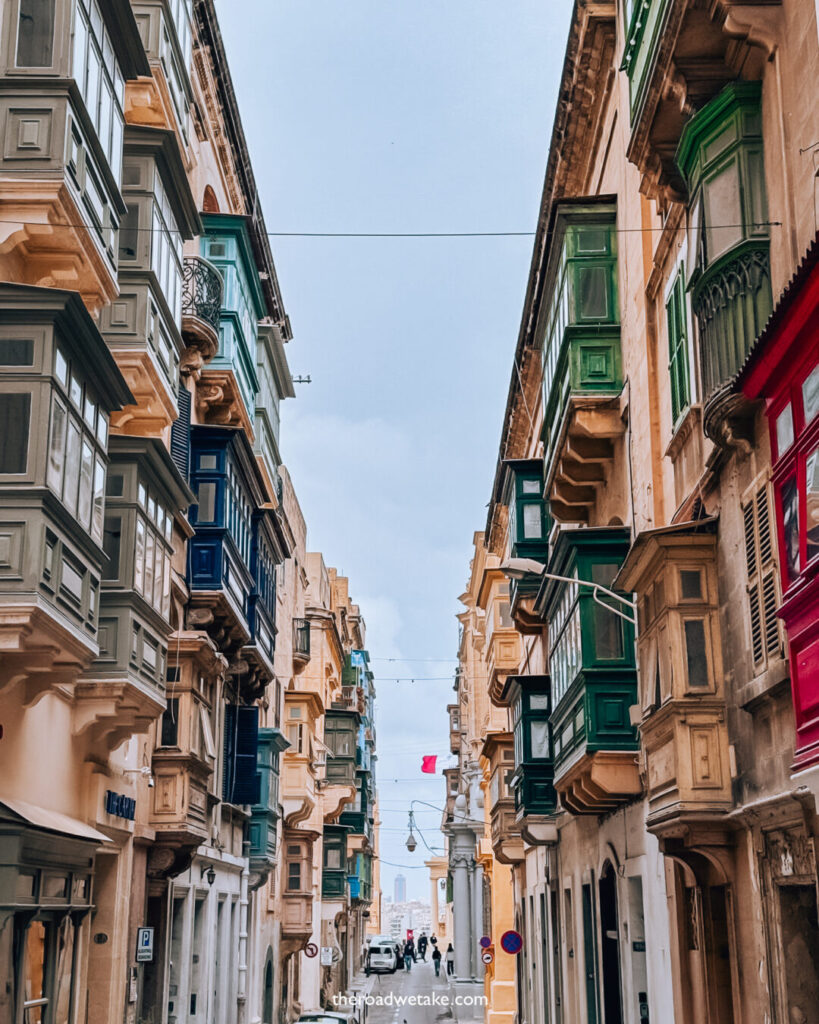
500, 930, 523, 955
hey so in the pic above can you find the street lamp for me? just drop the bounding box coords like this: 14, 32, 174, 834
500, 557, 638, 626
405, 810, 418, 853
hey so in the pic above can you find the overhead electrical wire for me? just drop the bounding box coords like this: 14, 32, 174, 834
0, 215, 783, 239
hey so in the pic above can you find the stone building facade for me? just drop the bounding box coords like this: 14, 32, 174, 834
0, 3, 379, 1023
445, 2, 819, 1023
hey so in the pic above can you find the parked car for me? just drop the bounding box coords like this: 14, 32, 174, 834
367, 942, 398, 974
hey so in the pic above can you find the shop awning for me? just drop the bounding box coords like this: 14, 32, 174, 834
0, 797, 110, 844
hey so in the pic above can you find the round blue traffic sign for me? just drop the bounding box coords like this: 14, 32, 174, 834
479, 936, 492, 949
500, 930, 523, 955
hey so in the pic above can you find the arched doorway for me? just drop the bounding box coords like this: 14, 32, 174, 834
263, 950, 274, 1023
668, 853, 736, 1024
599, 863, 623, 1024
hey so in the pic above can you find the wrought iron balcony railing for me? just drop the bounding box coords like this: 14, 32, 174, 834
182, 255, 223, 333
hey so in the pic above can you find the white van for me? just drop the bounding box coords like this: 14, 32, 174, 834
367, 942, 397, 974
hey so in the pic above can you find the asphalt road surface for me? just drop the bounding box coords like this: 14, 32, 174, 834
364, 958, 485, 1024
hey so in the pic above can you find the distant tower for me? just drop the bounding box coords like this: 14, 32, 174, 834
394, 874, 407, 903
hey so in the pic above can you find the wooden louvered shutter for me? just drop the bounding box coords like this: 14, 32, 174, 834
743, 485, 782, 668
170, 386, 191, 479
231, 705, 262, 805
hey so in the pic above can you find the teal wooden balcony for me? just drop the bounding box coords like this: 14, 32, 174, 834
539, 201, 624, 524
501, 675, 557, 819
322, 824, 351, 899
249, 728, 289, 883
536, 528, 640, 814
198, 215, 264, 434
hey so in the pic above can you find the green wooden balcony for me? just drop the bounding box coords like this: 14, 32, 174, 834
536, 528, 640, 814
677, 83, 773, 443
539, 201, 624, 524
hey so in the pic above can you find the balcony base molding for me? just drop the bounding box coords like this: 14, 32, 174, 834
547, 397, 625, 524
0, 604, 96, 704
556, 750, 641, 815
108, 349, 179, 435
196, 371, 255, 441
73, 677, 165, 754
519, 815, 559, 846
322, 783, 357, 822
0, 180, 118, 317
492, 837, 525, 865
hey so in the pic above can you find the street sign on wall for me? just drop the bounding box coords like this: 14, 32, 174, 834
500, 930, 523, 955
136, 927, 154, 963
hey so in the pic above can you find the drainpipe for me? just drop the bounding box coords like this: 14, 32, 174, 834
238, 839, 250, 1024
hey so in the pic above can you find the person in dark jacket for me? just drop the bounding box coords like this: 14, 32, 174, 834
417, 933, 428, 961
403, 940, 414, 971
432, 946, 442, 976
445, 943, 455, 976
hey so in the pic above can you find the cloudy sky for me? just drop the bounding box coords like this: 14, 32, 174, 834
215, 0, 572, 900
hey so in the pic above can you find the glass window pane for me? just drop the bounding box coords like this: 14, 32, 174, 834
47, 397, 67, 492
529, 720, 551, 760
703, 161, 743, 261
0, 394, 31, 473
530, 694, 549, 711
103, 516, 121, 581
679, 570, 703, 601
78, 441, 94, 527
576, 266, 608, 319
522, 503, 543, 539
64, 419, 81, 514
521, 479, 540, 494
0, 339, 34, 365
135, 517, 146, 593
776, 403, 794, 456
197, 481, 217, 522
806, 445, 819, 565
17, 0, 56, 67
803, 363, 819, 426
592, 563, 623, 660
92, 457, 105, 542
144, 530, 155, 603
780, 476, 800, 581
683, 619, 709, 688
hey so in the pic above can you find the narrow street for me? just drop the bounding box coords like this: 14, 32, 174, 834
364, 960, 484, 1024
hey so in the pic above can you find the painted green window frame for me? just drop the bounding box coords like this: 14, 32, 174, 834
666, 266, 691, 427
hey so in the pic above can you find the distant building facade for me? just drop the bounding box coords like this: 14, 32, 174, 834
394, 874, 407, 904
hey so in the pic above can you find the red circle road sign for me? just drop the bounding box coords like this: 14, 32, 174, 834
304, 943, 318, 958
479, 936, 492, 949
500, 930, 523, 954
481, 950, 494, 965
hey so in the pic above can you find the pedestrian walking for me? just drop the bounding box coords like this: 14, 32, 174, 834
445, 943, 455, 976
432, 946, 442, 977
417, 933, 428, 962
403, 940, 414, 972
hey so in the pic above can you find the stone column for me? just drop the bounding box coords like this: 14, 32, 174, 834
451, 849, 473, 982
472, 860, 485, 982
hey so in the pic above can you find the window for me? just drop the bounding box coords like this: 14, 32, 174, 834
72, 0, 126, 176
0, 339, 34, 365
102, 516, 121, 581
666, 268, 691, 425
21, 919, 50, 1021
287, 859, 301, 891
592, 563, 624, 661
683, 619, 709, 688
0, 394, 30, 474
160, 698, 179, 747
47, 349, 108, 541
151, 175, 184, 321
324, 846, 342, 870
133, 481, 173, 618
16, 0, 55, 67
